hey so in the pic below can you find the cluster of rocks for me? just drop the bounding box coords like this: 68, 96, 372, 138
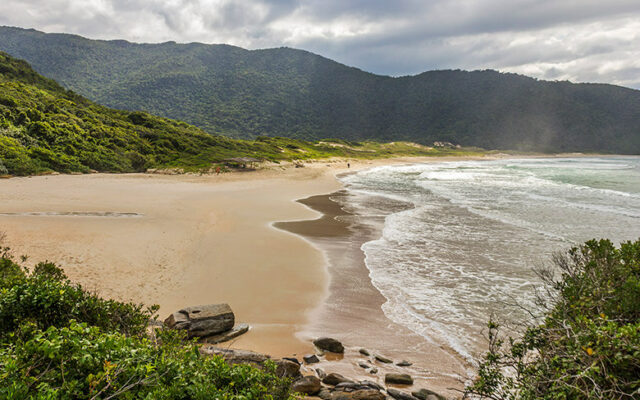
162, 307, 448, 399
163, 303, 249, 344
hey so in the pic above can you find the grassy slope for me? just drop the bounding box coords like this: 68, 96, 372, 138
1, 26, 639, 153
0, 52, 481, 176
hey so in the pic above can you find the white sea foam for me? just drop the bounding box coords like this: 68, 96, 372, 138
340, 156, 640, 361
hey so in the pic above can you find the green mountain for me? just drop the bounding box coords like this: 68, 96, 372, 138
1, 26, 639, 153
0, 51, 461, 175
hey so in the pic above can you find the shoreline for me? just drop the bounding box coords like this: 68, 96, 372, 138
0, 153, 615, 396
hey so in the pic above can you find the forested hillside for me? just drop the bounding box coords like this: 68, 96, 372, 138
1, 26, 640, 153
0, 51, 459, 175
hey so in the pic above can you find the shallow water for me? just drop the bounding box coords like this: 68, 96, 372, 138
339, 156, 640, 361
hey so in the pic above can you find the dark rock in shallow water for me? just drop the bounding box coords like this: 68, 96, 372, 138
369, 368, 378, 374
164, 303, 235, 338
396, 360, 412, 367
358, 361, 370, 369
323, 372, 353, 386
359, 348, 370, 356
387, 388, 414, 400
292, 375, 322, 395
385, 373, 413, 385
315, 368, 327, 379
314, 337, 345, 353
374, 354, 393, 363
276, 359, 301, 378
411, 389, 446, 400
304, 354, 320, 364
200, 323, 249, 344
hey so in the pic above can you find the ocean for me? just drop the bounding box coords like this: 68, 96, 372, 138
338, 156, 640, 362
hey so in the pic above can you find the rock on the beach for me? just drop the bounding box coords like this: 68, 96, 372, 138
199, 346, 269, 366
351, 389, 386, 400
396, 360, 412, 367
164, 303, 235, 338
323, 373, 353, 386
276, 359, 301, 378
317, 387, 332, 400
358, 361, 370, 369
315, 368, 327, 380
385, 373, 414, 385
411, 389, 446, 400
387, 388, 414, 400
304, 354, 320, 364
291, 376, 322, 395
374, 354, 393, 363
313, 337, 345, 353
200, 323, 249, 344
369, 368, 378, 374
359, 348, 370, 356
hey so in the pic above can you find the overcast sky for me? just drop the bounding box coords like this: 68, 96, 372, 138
1, 0, 639, 88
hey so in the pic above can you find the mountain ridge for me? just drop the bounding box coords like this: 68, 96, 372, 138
1, 26, 639, 153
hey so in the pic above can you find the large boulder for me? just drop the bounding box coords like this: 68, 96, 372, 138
292, 376, 322, 395
165, 304, 235, 338
313, 337, 345, 353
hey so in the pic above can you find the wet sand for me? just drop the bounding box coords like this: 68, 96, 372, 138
276, 192, 470, 397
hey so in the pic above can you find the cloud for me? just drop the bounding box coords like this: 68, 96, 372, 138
0, 0, 639, 88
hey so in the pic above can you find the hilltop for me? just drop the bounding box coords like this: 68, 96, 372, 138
1, 26, 639, 153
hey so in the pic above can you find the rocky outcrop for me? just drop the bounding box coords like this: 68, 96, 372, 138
385, 373, 413, 385
165, 304, 234, 338
164, 303, 249, 343
396, 360, 412, 367
313, 337, 345, 353
292, 376, 322, 395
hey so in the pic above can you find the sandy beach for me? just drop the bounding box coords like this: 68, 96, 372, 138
0, 156, 495, 396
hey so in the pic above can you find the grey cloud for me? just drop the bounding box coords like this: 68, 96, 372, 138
0, 0, 639, 88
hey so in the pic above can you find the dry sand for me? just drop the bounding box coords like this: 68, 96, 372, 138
0, 155, 495, 395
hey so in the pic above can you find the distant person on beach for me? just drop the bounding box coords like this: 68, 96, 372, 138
347, 163, 350, 168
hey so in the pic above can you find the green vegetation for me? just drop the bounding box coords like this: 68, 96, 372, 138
1, 26, 639, 153
0, 242, 293, 399
0, 51, 480, 176
466, 239, 640, 400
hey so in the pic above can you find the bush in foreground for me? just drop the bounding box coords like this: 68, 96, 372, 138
466, 239, 640, 400
0, 247, 293, 399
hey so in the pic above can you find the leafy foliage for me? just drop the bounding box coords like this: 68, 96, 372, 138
0, 246, 294, 399
466, 239, 640, 400
0, 51, 479, 176
1, 26, 640, 153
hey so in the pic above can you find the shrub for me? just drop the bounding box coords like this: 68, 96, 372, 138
1, 321, 293, 399
0, 258, 156, 338
0, 249, 294, 399
466, 239, 640, 400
